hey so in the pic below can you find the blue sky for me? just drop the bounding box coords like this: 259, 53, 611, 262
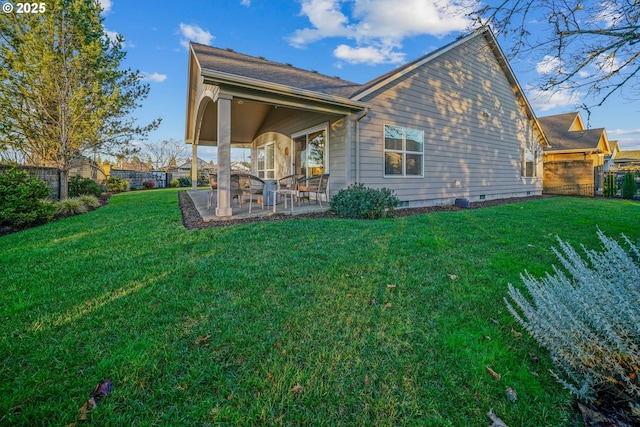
100, 0, 640, 161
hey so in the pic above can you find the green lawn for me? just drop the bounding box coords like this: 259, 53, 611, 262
1, 189, 638, 426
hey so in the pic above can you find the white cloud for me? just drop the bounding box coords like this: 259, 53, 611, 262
536, 55, 562, 75
241, 0, 251, 5
608, 128, 640, 149
179, 23, 214, 49
99, 0, 112, 13
528, 85, 582, 111
142, 72, 168, 83
103, 28, 133, 48
334, 44, 405, 64
289, 0, 474, 65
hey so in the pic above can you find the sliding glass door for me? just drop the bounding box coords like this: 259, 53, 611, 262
292, 125, 326, 178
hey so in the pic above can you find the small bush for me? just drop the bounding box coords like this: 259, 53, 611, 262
621, 172, 637, 199
506, 229, 640, 408
0, 167, 56, 226
78, 195, 101, 209
142, 180, 155, 190
170, 178, 179, 188
178, 177, 191, 187
330, 183, 399, 219
55, 197, 88, 216
603, 173, 617, 198
105, 177, 129, 193
68, 175, 102, 197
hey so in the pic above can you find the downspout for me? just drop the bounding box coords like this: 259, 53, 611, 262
354, 107, 368, 184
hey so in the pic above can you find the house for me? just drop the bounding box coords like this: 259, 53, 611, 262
185, 28, 547, 217
538, 112, 611, 196
612, 149, 640, 171
604, 140, 620, 172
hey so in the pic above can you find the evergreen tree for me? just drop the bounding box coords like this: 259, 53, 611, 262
0, 0, 160, 198
622, 172, 637, 199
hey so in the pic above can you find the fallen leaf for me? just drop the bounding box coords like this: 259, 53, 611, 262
385, 302, 392, 308
90, 379, 112, 402
194, 334, 211, 346
386, 284, 396, 289
448, 274, 457, 281
291, 384, 304, 394
491, 318, 499, 325
77, 398, 96, 421
510, 328, 522, 337
346, 293, 353, 298
486, 408, 509, 427
505, 386, 517, 402
482, 335, 491, 340
486, 365, 501, 381
369, 299, 376, 306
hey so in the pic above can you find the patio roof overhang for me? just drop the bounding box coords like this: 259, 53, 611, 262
187, 69, 367, 148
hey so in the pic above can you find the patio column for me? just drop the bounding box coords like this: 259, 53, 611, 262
216, 92, 233, 217
191, 144, 198, 190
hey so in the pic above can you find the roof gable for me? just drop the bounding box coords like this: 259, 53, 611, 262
539, 112, 609, 152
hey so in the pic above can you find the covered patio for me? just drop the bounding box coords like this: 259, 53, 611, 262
186, 189, 330, 222
184, 42, 367, 219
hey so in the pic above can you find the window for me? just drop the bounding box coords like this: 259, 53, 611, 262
257, 142, 275, 179
293, 125, 326, 178
522, 148, 536, 177
384, 125, 423, 177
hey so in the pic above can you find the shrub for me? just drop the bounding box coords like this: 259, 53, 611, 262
105, 177, 129, 193
55, 197, 88, 216
78, 195, 101, 209
621, 172, 637, 199
68, 175, 102, 197
142, 179, 155, 190
603, 173, 618, 198
177, 177, 191, 187
170, 178, 179, 188
506, 229, 640, 408
330, 183, 399, 219
0, 167, 56, 226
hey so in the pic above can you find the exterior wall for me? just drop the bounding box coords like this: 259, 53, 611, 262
356, 34, 543, 206
0, 164, 61, 200
251, 107, 344, 195
543, 160, 594, 196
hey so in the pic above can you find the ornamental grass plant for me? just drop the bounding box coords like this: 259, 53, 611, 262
506, 229, 640, 416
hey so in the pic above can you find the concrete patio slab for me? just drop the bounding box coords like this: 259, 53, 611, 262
186, 189, 329, 222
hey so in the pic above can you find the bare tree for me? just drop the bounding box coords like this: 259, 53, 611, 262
142, 138, 188, 171
469, 0, 640, 112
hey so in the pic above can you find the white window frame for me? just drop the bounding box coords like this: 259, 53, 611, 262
383, 124, 424, 178
522, 147, 536, 178
257, 141, 275, 179
291, 123, 329, 178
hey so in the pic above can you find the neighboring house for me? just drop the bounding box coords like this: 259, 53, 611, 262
185, 28, 547, 217
538, 112, 611, 196
604, 140, 620, 172
612, 149, 640, 171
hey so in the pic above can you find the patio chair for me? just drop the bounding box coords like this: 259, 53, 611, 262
234, 172, 265, 213
297, 173, 330, 207
207, 174, 217, 209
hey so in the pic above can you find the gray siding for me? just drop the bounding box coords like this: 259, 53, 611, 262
357, 34, 543, 206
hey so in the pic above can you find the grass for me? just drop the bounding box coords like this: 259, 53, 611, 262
1, 189, 638, 426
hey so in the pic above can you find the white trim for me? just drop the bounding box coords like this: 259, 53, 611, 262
383, 124, 424, 178
291, 122, 330, 177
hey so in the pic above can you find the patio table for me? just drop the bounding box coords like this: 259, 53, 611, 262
270, 189, 296, 214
